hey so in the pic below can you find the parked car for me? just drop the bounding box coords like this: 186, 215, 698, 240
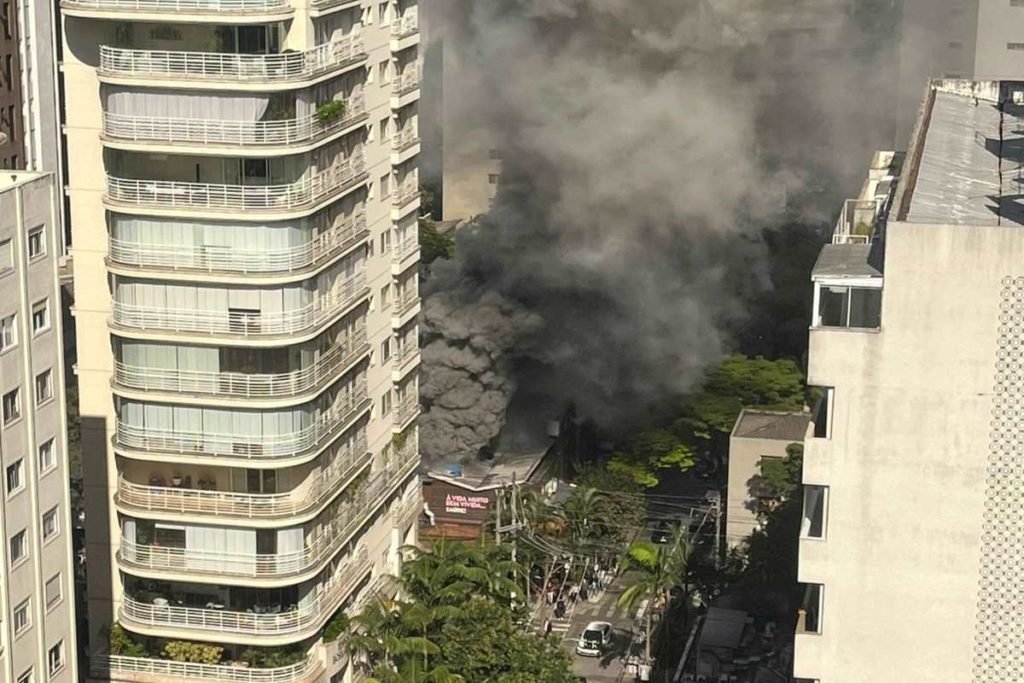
576, 621, 613, 657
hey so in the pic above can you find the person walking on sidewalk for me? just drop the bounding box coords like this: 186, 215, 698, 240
544, 619, 553, 636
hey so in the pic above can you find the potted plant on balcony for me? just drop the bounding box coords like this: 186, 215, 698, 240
315, 100, 346, 125
106, 623, 147, 657
164, 641, 224, 665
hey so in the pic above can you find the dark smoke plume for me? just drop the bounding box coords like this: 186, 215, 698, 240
420, 0, 898, 462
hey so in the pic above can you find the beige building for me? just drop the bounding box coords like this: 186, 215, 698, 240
795, 79, 1024, 682
0, 172, 77, 683
725, 409, 808, 547
58, 1, 423, 681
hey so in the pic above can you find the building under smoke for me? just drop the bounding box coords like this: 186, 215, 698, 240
419, 0, 904, 464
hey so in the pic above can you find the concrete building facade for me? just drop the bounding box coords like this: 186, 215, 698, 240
58, 1, 423, 680
725, 410, 808, 548
0, 171, 77, 683
795, 79, 1024, 682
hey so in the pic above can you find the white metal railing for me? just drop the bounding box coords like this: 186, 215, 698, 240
391, 182, 418, 207
110, 211, 367, 275
392, 343, 419, 374
391, 494, 422, 526
112, 274, 366, 337
393, 288, 418, 317
115, 333, 368, 399
115, 383, 369, 459
118, 451, 419, 578
116, 438, 369, 518
391, 12, 419, 38
103, 95, 367, 148
99, 34, 365, 82
121, 549, 371, 636
90, 653, 321, 683
392, 236, 419, 265
106, 153, 366, 212
391, 126, 419, 152
394, 397, 419, 427
833, 198, 880, 245
391, 67, 420, 96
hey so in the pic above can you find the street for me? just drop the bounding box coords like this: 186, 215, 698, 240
552, 574, 639, 682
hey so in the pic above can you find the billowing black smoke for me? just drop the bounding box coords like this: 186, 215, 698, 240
419, 0, 899, 462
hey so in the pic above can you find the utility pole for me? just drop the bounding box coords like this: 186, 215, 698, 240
709, 491, 722, 569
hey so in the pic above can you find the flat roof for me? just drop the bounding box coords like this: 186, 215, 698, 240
731, 409, 809, 442
0, 170, 47, 191
902, 80, 1024, 227
812, 243, 883, 280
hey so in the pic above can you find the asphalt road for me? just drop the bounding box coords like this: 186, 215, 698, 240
561, 576, 639, 683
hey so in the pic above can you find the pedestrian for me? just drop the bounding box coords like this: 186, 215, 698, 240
555, 598, 566, 619
580, 584, 589, 602
568, 586, 578, 604
546, 587, 554, 606
544, 619, 553, 636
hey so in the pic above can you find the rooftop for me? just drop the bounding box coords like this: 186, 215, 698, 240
900, 79, 1024, 227
0, 170, 48, 191
731, 409, 810, 442
811, 243, 883, 280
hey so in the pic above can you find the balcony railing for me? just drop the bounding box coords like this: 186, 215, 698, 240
112, 274, 367, 338
115, 383, 369, 459
99, 35, 365, 83
110, 211, 367, 275
115, 333, 368, 400
121, 549, 371, 636
392, 182, 418, 208
392, 236, 419, 265
118, 450, 420, 578
391, 67, 420, 96
116, 438, 369, 518
90, 653, 321, 683
391, 12, 419, 38
103, 95, 367, 148
391, 126, 419, 153
393, 288, 418, 317
106, 154, 367, 213
394, 397, 419, 428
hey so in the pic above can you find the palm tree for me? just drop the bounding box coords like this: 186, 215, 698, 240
616, 525, 691, 664
347, 596, 440, 678
561, 486, 608, 547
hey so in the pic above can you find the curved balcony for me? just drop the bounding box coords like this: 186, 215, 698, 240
115, 384, 369, 461
392, 68, 420, 97
90, 653, 323, 683
109, 213, 367, 279
105, 154, 367, 215
120, 549, 370, 641
116, 438, 369, 520
394, 397, 419, 432
102, 95, 367, 150
111, 275, 366, 341
114, 334, 368, 401
98, 35, 365, 85
118, 451, 419, 580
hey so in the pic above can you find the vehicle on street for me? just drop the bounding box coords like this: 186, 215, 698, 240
576, 621, 613, 657
651, 520, 671, 544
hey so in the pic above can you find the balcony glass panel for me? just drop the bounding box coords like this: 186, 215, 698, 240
115, 316, 368, 398
99, 27, 365, 83
91, 652, 321, 683
118, 448, 418, 578
816, 285, 881, 329
116, 373, 368, 458
112, 257, 367, 337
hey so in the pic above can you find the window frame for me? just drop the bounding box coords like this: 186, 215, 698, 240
27, 226, 45, 259
9, 528, 26, 565
31, 298, 49, 335
13, 597, 30, 635
1, 312, 16, 351
3, 386, 21, 424
6, 457, 23, 496
35, 369, 53, 406
42, 505, 59, 542
47, 640, 65, 678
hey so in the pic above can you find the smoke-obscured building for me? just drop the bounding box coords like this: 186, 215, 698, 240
59, 1, 423, 680
795, 79, 1024, 682
0, 171, 78, 683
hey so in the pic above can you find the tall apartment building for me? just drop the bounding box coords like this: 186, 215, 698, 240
0, 172, 77, 683
795, 79, 1024, 682
58, 1, 423, 681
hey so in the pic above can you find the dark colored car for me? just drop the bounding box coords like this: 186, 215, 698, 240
651, 520, 671, 544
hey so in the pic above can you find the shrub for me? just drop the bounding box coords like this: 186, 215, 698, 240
163, 640, 223, 664
322, 610, 350, 643
107, 623, 147, 657
315, 100, 346, 124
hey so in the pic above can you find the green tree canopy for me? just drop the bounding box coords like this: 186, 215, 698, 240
419, 217, 454, 265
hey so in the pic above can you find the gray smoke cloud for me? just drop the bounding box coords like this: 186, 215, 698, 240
419, 0, 899, 462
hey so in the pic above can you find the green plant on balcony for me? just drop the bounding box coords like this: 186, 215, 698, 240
163, 640, 224, 665
853, 220, 873, 237
106, 623, 147, 658
392, 429, 409, 452
239, 646, 307, 668
315, 100, 346, 124
322, 609, 351, 643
